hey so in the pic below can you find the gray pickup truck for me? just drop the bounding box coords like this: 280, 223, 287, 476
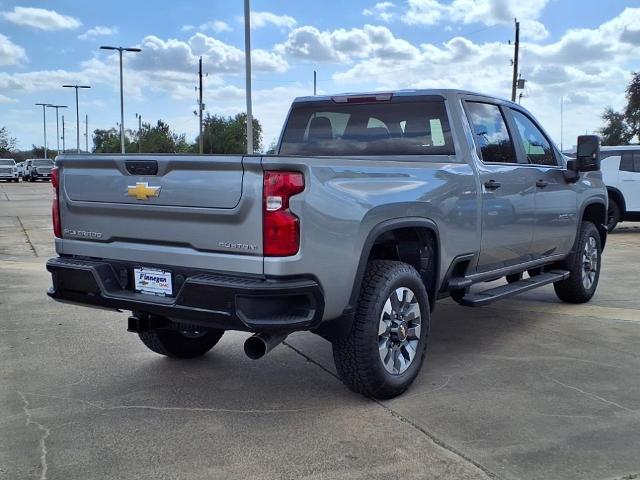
47, 89, 607, 399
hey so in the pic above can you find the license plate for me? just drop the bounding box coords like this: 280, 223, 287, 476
134, 267, 173, 296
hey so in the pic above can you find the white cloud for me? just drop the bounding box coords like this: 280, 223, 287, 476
182, 20, 232, 34
203, 20, 232, 33
0, 93, 17, 104
363, 2, 397, 22
326, 8, 640, 150
1, 6, 81, 31
250, 11, 297, 30
367, 0, 550, 37
0, 33, 27, 66
521, 20, 549, 41
276, 24, 419, 63
127, 33, 288, 75
401, 0, 448, 25
78, 26, 118, 40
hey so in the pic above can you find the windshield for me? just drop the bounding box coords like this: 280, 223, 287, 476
0, 159, 15, 166
33, 160, 53, 166
280, 97, 455, 156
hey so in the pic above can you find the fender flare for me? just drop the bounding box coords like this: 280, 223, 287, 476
348, 217, 441, 308
578, 199, 608, 249
606, 186, 626, 214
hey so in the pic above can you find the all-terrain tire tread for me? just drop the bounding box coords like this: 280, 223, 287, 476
332, 260, 429, 399
554, 221, 601, 304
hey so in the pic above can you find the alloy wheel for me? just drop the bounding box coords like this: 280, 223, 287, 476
378, 287, 422, 375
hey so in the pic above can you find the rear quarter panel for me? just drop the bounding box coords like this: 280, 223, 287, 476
262, 155, 480, 320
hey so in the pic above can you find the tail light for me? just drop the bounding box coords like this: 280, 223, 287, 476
263, 171, 304, 256
51, 167, 61, 238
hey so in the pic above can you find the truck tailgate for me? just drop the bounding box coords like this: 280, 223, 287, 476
56, 155, 264, 272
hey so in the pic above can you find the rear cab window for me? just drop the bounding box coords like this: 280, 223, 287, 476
279, 95, 455, 156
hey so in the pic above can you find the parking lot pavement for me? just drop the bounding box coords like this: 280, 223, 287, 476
1, 179, 639, 480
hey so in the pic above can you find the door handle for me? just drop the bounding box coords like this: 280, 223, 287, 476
536, 180, 549, 188
484, 180, 501, 190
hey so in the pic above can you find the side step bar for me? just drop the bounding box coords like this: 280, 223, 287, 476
457, 270, 570, 307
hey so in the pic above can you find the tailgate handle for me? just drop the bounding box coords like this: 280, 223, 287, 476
125, 160, 158, 176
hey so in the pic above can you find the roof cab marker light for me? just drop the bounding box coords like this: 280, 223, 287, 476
331, 93, 393, 104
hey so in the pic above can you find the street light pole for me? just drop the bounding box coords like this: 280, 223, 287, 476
244, 0, 253, 154
35, 103, 53, 159
47, 105, 68, 156
62, 84, 91, 153
85, 114, 89, 152
100, 45, 142, 154
560, 95, 564, 153
62, 115, 66, 153
136, 113, 142, 153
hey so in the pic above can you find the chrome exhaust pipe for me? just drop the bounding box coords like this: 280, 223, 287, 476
244, 332, 288, 360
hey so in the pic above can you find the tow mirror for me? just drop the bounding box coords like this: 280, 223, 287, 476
573, 135, 600, 172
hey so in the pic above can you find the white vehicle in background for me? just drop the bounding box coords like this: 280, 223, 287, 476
601, 146, 640, 231
16, 162, 24, 180
24, 158, 54, 182
0, 159, 19, 182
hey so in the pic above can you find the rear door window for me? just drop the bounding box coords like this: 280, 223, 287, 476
280, 97, 454, 156
465, 102, 517, 164
620, 152, 640, 172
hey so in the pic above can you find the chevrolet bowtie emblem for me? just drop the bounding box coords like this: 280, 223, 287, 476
127, 182, 161, 200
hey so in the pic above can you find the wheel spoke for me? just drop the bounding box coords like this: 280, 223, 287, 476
390, 289, 403, 312
393, 349, 406, 374
382, 298, 393, 319
404, 302, 421, 321
385, 348, 396, 372
406, 325, 421, 340
402, 341, 417, 362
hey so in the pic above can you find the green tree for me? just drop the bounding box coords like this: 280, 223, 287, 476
625, 71, 640, 140
30, 145, 56, 159
93, 128, 135, 153
0, 127, 17, 155
198, 113, 262, 154
599, 107, 633, 146
134, 120, 193, 153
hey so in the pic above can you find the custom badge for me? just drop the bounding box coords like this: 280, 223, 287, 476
127, 182, 161, 200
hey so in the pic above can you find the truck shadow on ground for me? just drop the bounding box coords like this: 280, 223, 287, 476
78, 301, 546, 407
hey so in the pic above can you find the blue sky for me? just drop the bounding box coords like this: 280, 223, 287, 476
1, 0, 639, 152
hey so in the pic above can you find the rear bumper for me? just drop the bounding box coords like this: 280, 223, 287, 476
47, 257, 324, 332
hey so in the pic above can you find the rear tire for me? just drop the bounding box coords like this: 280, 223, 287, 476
332, 260, 430, 399
139, 326, 224, 359
606, 198, 621, 233
554, 222, 602, 304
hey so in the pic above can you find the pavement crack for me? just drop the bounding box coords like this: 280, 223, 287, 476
17, 391, 50, 480
19, 391, 311, 415
282, 341, 499, 479
16, 216, 38, 257
283, 340, 339, 379
548, 377, 635, 413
